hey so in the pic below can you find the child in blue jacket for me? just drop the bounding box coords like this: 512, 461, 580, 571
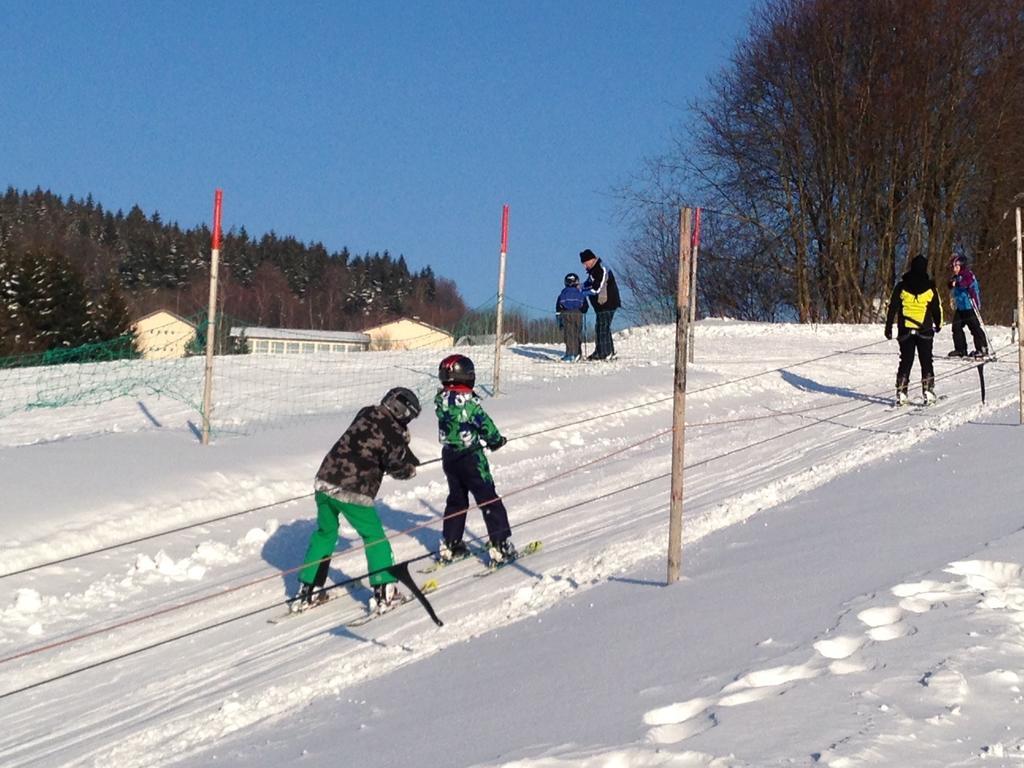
555, 272, 588, 361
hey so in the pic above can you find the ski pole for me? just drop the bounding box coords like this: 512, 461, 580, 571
969, 297, 989, 403
970, 296, 991, 357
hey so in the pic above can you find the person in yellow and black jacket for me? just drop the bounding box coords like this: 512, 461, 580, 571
884, 254, 943, 406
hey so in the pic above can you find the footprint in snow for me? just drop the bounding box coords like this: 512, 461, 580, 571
643, 697, 718, 745
813, 635, 866, 660
641, 557, 1024, 750
856, 605, 913, 641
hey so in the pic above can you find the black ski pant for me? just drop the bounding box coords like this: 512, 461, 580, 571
441, 448, 511, 545
593, 309, 616, 358
897, 332, 935, 394
951, 309, 987, 355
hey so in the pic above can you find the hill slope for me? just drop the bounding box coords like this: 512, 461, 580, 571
1, 322, 1022, 767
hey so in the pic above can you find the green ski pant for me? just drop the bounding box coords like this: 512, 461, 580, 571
299, 492, 397, 587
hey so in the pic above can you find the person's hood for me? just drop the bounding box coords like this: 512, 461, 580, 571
902, 255, 932, 293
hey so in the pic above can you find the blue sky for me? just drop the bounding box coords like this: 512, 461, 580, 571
2, 1, 755, 315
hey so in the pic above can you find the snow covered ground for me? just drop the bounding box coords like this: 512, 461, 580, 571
2, 321, 1024, 767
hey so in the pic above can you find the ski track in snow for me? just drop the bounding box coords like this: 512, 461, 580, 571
0, 323, 1019, 767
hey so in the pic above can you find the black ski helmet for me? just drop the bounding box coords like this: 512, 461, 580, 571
381, 387, 421, 424
564, 272, 580, 287
438, 354, 475, 388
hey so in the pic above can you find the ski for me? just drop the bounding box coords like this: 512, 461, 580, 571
940, 353, 997, 364
269, 577, 440, 626
474, 540, 543, 577
417, 547, 486, 574
268, 593, 334, 624
345, 579, 438, 628
345, 594, 414, 627
891, 394, 948, 410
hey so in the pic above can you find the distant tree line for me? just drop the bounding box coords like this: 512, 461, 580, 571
619, 0, 1024, 324
454, 307, 563, 346
0, 187, 467, 357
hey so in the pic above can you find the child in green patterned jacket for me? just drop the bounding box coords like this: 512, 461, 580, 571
434, 354, 517, 566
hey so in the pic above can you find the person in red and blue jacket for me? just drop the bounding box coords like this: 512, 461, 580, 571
947, 255, 988, 358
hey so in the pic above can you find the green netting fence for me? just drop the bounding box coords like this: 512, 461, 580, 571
0, 295, 630, 444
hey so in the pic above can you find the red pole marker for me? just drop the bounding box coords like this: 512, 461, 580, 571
500, 203, 510, 254
212, 189, 223, 250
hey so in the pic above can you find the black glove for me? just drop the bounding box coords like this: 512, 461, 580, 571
391, 465, 416, 480
884, 328, 892, 340
934, 326, 941, 334
488, 436, 507, 451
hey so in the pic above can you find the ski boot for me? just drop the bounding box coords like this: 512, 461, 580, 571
291, 581, 328, 613
488, 538, 519, 566
923, 390, 937, 406
368, 583, 404, 615
947, 349, 967, 358
895, 376, 910, 407
438, 538, 470, 564
969, 348, 989, 359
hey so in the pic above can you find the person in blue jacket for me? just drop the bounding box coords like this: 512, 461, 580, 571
947, 255, 988, 358
555, 272, 588, 361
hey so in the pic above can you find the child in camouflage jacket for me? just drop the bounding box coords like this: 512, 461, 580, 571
293, 387, 421, 614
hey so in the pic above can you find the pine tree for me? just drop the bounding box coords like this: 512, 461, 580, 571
5, 251, 39, 354
0, 247, 16, 357
27, 248, 94, 351
90, 281, 133, 342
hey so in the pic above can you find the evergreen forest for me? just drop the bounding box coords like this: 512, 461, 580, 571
0, 187, 467, 357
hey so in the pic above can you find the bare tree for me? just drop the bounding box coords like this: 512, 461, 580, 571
619, 0, 1024, 323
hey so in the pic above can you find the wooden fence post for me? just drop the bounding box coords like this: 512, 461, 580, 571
668, 207, 692, 584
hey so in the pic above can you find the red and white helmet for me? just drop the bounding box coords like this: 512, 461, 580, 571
438, 354, 475, 388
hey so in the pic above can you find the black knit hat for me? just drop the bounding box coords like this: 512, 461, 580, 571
579, 248, 597, 263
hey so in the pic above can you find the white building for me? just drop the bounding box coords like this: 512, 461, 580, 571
229, 326, 371, 355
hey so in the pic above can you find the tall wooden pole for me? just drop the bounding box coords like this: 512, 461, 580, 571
201, 189, 223, 446
493, 204, 510, 395
668, 207, 692, 584
687, 206, 702, 363
1016, 207, 1023, 426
